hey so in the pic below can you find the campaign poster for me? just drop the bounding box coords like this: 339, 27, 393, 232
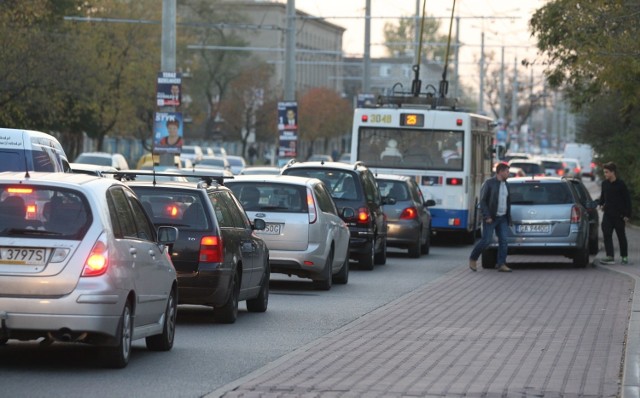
154, 112, 183, 154
156, 72, 182, 107
278, 130, 297, 158
278, 101, 298, 131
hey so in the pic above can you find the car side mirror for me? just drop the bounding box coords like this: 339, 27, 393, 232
253, 218, 266, 230
341, 207, 356, 219
157, 226, 178, 244
424, 199, 436, 207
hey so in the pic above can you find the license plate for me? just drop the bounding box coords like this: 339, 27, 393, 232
516, 224, 551, 233
260, 223, 283, 235
0, 247, 48, 265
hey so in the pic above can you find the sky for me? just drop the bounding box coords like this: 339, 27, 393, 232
290, 0, 549, 90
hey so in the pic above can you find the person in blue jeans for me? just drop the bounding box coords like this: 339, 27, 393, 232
469, 162, 512, 272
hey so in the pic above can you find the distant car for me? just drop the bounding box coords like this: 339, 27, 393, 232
508, 159, 545, 177
502, 152, 531, 162
376, 174, 435, 258
0, 128, 70, 173
70, 162, 118, 177
205, 146, 227, 158
508, 167, 526, 178
482, 176, 595, 268
227, 175, 352, 290
562, 158, 582, 178
307, 154, 333, 162
181, 145, 204, 165
537, 157, 567, 177
0, 171, 178, 368
337, 153, 351, 163
74, 152, 129, 170
136, 153, 182, 169
239, 166, 282, 176
197, 155, 231, 172
125, 174, 270, 324
226, 155, 247, 175
281, 160, 388, 270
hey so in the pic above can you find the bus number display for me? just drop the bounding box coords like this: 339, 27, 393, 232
367, 114, 392, 124
400, 113, 424, 127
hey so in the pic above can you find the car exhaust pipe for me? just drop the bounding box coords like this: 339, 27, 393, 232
47, 330, 88, 342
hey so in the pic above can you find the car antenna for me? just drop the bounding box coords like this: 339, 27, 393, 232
21, 132, 30, 179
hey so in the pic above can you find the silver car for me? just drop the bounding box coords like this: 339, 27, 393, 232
483, 177, 594, 268
227, 175, 352, 290
0, 172, 178, 368
376, 174, 436, 258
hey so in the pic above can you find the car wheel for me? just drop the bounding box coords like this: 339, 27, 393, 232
313, 248, 333, 291
247, 260, 270, 312
333, 249, 349, 285
101, 301, 133, 369
481, 249, 497, 269
421, 225, 431, 255
214, 271, 239, 324
573, 247, 590, 268
374, 236, 387, 265
359, 241, 375, 270
408, 230, 421, 258
146, 288, 177, 351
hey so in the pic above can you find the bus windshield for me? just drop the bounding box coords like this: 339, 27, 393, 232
356, 127, 464, 171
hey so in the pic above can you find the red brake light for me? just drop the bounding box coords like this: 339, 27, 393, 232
7, 187, 33, 194
400, 207, 418, 220
570, 205, 581, 223
456, 119, 463, 126
166, 204, 180, 217
357, 207, 370, 224
361, 115, 368, 122
200, 236, 223, 263
447, 178, 462, 186
82, 239, 108, 277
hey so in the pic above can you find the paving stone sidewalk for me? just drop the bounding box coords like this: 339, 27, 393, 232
208, 224, 640, 398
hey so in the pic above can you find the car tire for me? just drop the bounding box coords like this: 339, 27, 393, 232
421, 225, 431, 255
314, 248, 333, 291
101, 301, 133, 369
481, 249, 497, 269
374, 236, 387, 265
333, 250, 349, 285
359, 241, 375, 271
146, 288, 177, 351
247, 260, 270, 313
573, 247, 590, 268
214, 271, 239, 324
408, 230, 421, 258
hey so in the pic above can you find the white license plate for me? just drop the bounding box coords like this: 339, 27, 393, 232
516, 224, 551, 233
260, 223, 283, 235
0, 247, 48, 265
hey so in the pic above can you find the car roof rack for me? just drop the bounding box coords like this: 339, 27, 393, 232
103, 170, 233, 187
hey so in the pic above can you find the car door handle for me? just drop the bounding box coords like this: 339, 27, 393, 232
129, 247, 137, 256
148, 250, 156, 259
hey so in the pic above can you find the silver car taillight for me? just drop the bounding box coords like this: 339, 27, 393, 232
570, 205, 581, 224
307, 188, 317, 224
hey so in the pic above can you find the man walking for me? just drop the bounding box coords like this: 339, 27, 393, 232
599, 162, 632, 265
469, 162, 512, 272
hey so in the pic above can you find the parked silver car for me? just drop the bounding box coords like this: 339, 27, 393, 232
0, 172, 178, 368
376, 174, 435, 258
227, 175, 352, 290
482, 176, 595, 268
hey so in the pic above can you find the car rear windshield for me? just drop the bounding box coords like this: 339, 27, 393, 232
0, 185, 91, 239
0, 149, 60, 172
228, 183, 308, 213
510, 162, 544, 176
377, 180, 409, 201
509, 182, 574, 205
283, 168, 361, 201
130, 187, 210, 230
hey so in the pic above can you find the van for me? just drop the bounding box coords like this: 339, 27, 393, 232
0, 128, 70, 172
563, 143, 595, 181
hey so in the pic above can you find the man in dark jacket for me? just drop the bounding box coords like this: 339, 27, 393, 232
599, 162, 632, 265
469, 162, 512, 272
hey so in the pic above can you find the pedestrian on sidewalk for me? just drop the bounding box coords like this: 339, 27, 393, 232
469, 162, 512, 272
598, 161, 632, 265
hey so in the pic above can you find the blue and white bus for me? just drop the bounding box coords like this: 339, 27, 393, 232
350, 96, 495, 242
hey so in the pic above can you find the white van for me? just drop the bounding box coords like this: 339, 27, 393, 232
563, 143, 595, 181
0, 128, 70, 172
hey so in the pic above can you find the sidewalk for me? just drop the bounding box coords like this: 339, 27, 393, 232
208, 223, 640, 398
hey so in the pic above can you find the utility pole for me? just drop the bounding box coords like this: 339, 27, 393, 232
511, 57, 518, 127
284, 0, 296, 101
499, 46, 505, 121
478, 31, 485, 114
159, 0, 177, 166
363, 0, 371, 93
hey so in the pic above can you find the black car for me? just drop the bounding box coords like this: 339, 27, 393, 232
281, 160, 388, 270
124, 173, 269, 324
566, 177, 600, 254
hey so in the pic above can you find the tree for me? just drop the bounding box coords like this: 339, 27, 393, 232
298, 88, 352, 154
218, 59, 275, 157
383, 15, 450, 62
